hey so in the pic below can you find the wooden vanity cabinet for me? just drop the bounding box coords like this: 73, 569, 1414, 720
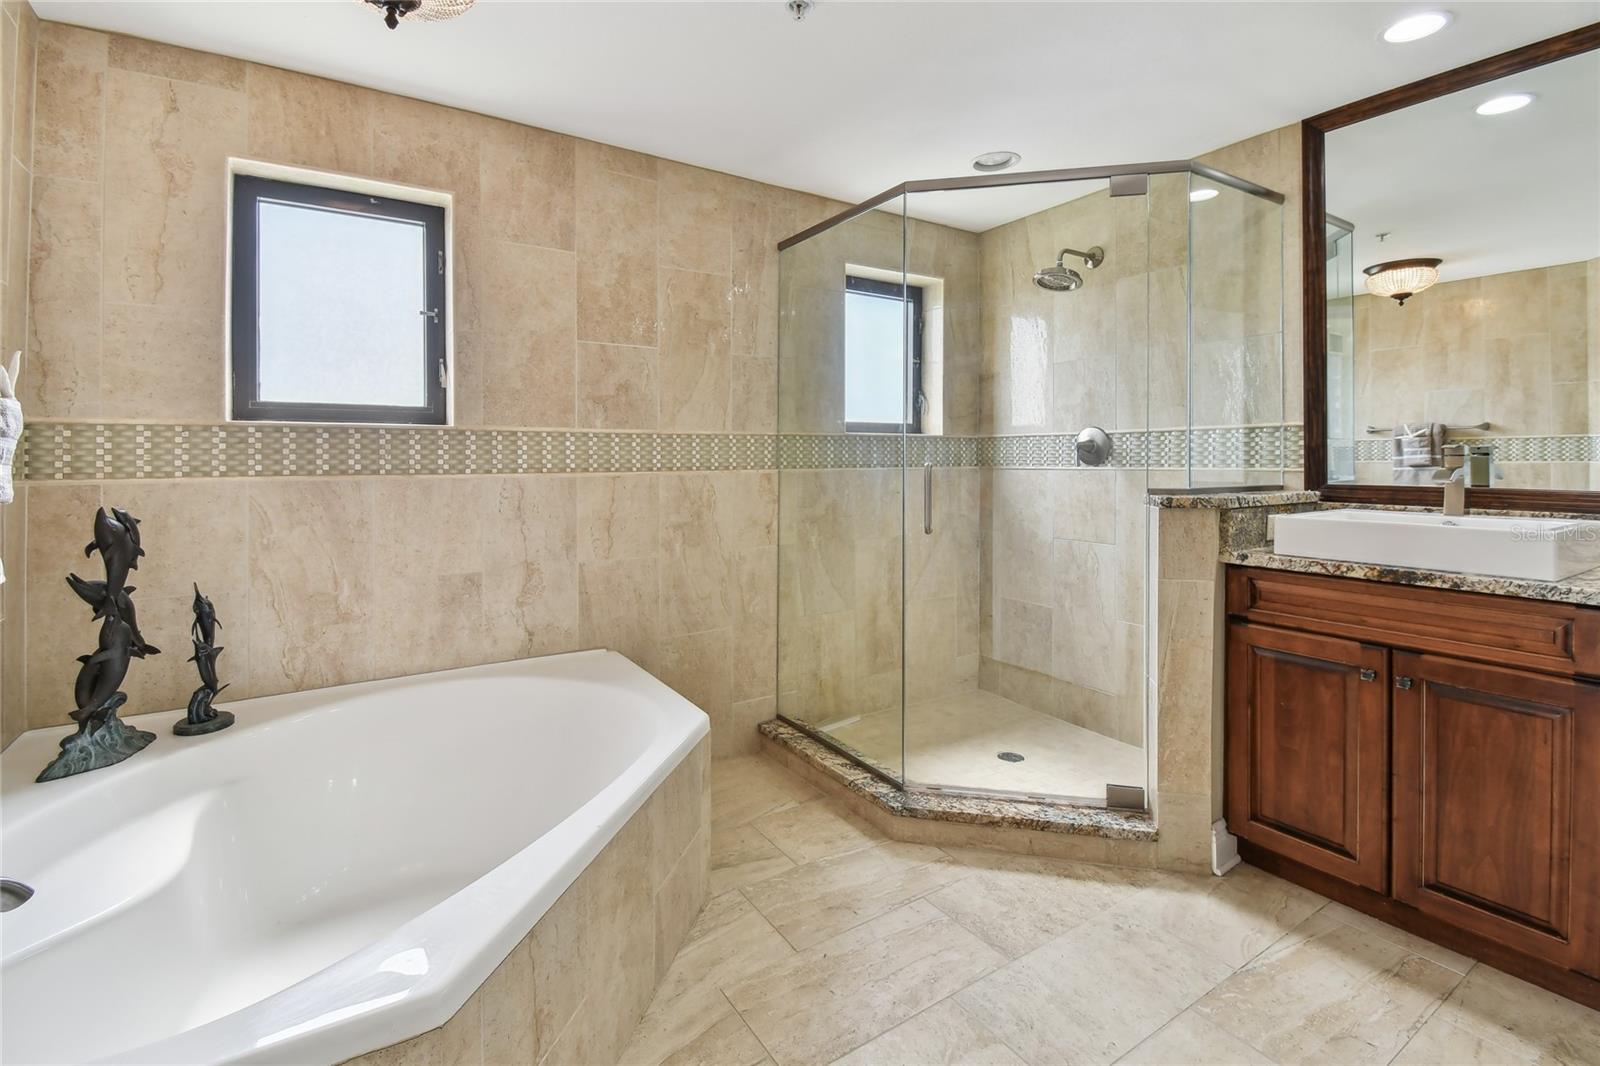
1226, 567, 1600, 1007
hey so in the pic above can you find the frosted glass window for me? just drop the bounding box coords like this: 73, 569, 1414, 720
844, 276, 921, 432
231, 174, 447, 424
257, 202, 427, 407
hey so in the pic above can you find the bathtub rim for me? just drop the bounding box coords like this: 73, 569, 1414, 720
1, 649, 709, 1066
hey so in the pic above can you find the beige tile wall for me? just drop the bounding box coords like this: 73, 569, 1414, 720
21, 471, 780, 752
9, 22, 852, 751
0, 0, 38, 750
346, 737, 709, 1066
1352, 259, 1599, 488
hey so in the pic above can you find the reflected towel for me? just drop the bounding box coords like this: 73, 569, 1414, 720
1391, 422, 1443, 485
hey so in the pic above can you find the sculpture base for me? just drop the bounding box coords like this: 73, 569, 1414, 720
174, 709, 234, 737
36, 715, 156, 782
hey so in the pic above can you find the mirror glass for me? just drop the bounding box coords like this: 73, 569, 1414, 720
1324, 49, 1599, 490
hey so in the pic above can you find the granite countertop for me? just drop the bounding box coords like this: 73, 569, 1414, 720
1148, 490, 1319, 510
1227, 545, 1600, 607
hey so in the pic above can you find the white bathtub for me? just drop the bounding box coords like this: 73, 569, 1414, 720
0, 650, 709, 1065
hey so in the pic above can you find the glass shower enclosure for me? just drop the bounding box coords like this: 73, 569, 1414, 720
776, 163, 1283, 809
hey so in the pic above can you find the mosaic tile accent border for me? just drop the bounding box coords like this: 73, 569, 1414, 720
1350, 434, 1600, 464
19, 422, 777, 481
18, 420, 1305, 482
971, 424, 1302, 471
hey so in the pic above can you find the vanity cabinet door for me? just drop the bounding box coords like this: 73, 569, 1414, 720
1226, 622, 1390, 892
1392, 653, 1600, 974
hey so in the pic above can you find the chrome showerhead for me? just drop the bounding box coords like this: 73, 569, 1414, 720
1033, 265, 1084, 291
1033, 245, 1104, 292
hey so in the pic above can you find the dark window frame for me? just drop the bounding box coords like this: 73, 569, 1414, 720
230, 173, 448, 425
844, 273, 924, 434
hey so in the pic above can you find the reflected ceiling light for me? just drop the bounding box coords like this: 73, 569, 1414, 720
1383, 11, 1451, 42
1189, 188, 1219, 203
359, 0, 475, 30
972, 151, 1021, 173
1364, 258, 1442, 305
1476, 92, 1535, 115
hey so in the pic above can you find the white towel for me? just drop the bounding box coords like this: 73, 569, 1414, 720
0, 396, 18, 505
0, 351, 20, 505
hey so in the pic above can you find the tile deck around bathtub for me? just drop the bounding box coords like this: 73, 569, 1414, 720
620, 754, 1600, 1066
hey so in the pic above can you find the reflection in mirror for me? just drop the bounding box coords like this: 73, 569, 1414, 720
1324, 49, 1600, 490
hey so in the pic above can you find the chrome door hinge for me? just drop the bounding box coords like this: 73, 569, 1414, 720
1359, 668, 1377, 682
437, 249, 445, 275
437, 357, 449, 389
1395, 676, 1414, 690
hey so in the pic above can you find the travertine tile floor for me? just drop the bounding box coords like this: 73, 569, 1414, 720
619, 755, 1600, 1066
820, 688, 1146, 801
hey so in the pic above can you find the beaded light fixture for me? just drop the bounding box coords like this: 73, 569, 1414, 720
1362, 258, 1442, 306
360, 0, 475, 30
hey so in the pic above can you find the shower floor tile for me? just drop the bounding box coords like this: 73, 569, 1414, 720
823, 687, 1145, 801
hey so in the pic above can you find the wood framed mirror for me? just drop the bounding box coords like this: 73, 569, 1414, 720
1302, 23, 1600, 511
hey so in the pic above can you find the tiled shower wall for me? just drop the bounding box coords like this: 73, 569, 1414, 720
3, 20, 850, 750
975, 180, 1169, 745
973, 131, 1296, 747
0, 0, 38, 748
1352, 258, 1600, 488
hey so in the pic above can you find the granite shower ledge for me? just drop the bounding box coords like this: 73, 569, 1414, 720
1148, 490, 1319, 509
757, 720, 1158, 842
1227, 546, 1600, 607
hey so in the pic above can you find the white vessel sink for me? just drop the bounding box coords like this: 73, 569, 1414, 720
1273, 509, 1600, 582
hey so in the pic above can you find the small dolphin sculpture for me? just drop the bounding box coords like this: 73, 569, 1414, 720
177, 584, 233, 737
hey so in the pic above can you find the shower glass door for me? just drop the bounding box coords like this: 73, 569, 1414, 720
897, 176, 1153, 804
777, 198, 909, 783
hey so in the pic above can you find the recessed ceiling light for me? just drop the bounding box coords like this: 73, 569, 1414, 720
1383, 11, 1450, 43
972, 151, 1021, 173
1189, 188, 1220, 203
1475, 92, 1535, 115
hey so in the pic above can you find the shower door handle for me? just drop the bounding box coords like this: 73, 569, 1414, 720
923, 460, 933, 535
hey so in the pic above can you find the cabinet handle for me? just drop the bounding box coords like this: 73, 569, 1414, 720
1359, 669, 1377, 682
1395, 676, 1414, 690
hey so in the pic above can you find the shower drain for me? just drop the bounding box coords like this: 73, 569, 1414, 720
997, 751, 1025, 763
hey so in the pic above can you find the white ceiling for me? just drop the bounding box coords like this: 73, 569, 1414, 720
33, 0, 1600, 236
1327, 49, 1599, 283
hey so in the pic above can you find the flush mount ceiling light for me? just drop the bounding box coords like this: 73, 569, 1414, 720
359, 0, 474, 30
1189, 187, 1219, 203
1364, 258, 1442, 305
1382, 11, 1451, 43
1476, 92, 1535, 115
972, 151, 1021, 173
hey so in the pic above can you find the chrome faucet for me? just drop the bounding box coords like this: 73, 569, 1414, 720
1441, 443, 1495, 516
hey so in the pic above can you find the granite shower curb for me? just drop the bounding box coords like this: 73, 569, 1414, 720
758, 719, 1158, 842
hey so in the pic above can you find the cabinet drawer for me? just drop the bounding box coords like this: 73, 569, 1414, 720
1227, 567, 1600, 678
